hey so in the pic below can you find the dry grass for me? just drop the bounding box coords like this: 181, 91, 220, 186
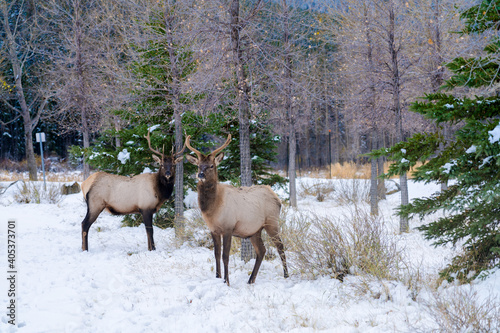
290, 161, 424, 180
12, 181, 63, 204
0, 170, 82, 182
413, 286, 500, 332
282, 206, 403, 281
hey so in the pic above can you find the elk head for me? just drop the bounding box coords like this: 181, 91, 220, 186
184, 134, 232, 183
144, 130, 186, 180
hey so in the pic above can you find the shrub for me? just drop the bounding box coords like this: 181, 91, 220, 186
13, 181, 63, 204
298, 179, 335, 202
419, 286, 500, 332
283, 207, 402, 281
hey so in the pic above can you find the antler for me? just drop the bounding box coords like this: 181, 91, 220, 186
211, 134, 232, 156
174, 141, 186, 158
185, 135, 202, 158
185, 134, 231, 157
144, 130, 164, 158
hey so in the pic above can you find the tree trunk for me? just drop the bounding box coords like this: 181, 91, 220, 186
377, 143, 386, 200
288, 126, 297, 208
229, 0, 255, 261
114, 116, 121, 148
370, 129, 378, 215
2, 3, 38, 180
174, 110, 185, 237
430, 0, 448, 193
281, 0, 297, 208
388, 1, 409, 232
82, 124, 90, 180
23, 116, 38, 181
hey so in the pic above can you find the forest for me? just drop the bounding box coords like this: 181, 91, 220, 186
1, 0, 500, 279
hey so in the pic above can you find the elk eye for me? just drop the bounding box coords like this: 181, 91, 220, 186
210, 165, 214, 168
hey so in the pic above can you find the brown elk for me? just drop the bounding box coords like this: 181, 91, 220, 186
80, 131, 185, 251
185, 134, 288, 285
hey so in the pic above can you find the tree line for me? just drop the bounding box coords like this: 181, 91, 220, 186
2, 0, 499, 275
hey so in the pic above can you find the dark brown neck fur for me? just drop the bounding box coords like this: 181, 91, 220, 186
156, 167, 174, 201
198, 178, 218, 214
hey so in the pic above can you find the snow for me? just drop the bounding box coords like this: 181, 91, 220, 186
0, 177, 498, 332
441, 161, 456, 174
488, 124, 500, 144
443, 103, 454, 109
147, 124, 161, 132
117, 149, 130, 164
142, 167, 153, 174
466, 145, 477, 154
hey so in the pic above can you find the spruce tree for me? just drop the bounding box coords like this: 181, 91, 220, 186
371, 0, 500, 282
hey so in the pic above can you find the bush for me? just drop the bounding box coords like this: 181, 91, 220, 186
335, 178, 370, 206
298, 180, 335, 202
13, 181, 63, 204
283, 207, 402, 281
418, 286, 500, 332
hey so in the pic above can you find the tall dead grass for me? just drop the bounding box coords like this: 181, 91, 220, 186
413, 286, 500, 332
282, 207, 403, 281
12, 181, 63, 204
295, 161, 423, 179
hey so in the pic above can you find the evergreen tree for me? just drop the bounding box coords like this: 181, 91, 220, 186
371, 0, 500, 282
83, 107, 286, 229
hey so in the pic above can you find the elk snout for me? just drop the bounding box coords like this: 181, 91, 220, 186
198, 171, 205, 179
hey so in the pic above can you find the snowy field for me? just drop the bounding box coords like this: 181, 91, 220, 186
0, 177, 499, 332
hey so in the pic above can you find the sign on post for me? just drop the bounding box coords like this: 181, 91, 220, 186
35, 132, 46, 190
35, 132, 46, 143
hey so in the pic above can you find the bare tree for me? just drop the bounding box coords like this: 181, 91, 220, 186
259, 0, 317, 208
0, 0, 50, 180
40, 0, 113, 180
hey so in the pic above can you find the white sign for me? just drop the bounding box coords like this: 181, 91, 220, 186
36, 132, 46, 143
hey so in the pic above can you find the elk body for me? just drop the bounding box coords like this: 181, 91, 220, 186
185, 134, 289, 285
80, 132, 184, 251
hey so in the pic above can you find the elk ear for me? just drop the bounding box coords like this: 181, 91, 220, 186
174, 156, 184, 164
152, 154, 162, 164
185, 154, 199, 165
214, 152, 224, 166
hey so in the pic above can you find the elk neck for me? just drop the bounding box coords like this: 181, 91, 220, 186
197, 177, 220, 214
156, 167, 174, 200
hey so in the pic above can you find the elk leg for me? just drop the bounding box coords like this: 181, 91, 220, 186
248, 230, 266, 284
81, 203, 104, 252
222, 233, 232, 286
142, 210, 155, 251
264, 223, 289, 279
211, 232, 222, 279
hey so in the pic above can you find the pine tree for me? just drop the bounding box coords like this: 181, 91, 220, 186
371, 0, 500, 282
83, 108, 286, 229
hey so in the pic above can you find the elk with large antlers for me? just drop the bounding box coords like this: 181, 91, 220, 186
185, 134, 288, 285
80, 131, 185, 251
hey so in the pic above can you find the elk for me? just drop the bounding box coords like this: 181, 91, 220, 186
80, 131, 185, 251
185, 134, 288, 285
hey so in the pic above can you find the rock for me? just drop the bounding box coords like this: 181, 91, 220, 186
61, 182, 81, 195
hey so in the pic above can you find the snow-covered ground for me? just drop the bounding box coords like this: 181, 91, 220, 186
0, 177, 499, 332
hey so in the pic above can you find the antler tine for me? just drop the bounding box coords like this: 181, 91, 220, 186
185, 135, 202, 157
211, 134, 232, 156
144, 130, 164, 157
174, 141, 187, 157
